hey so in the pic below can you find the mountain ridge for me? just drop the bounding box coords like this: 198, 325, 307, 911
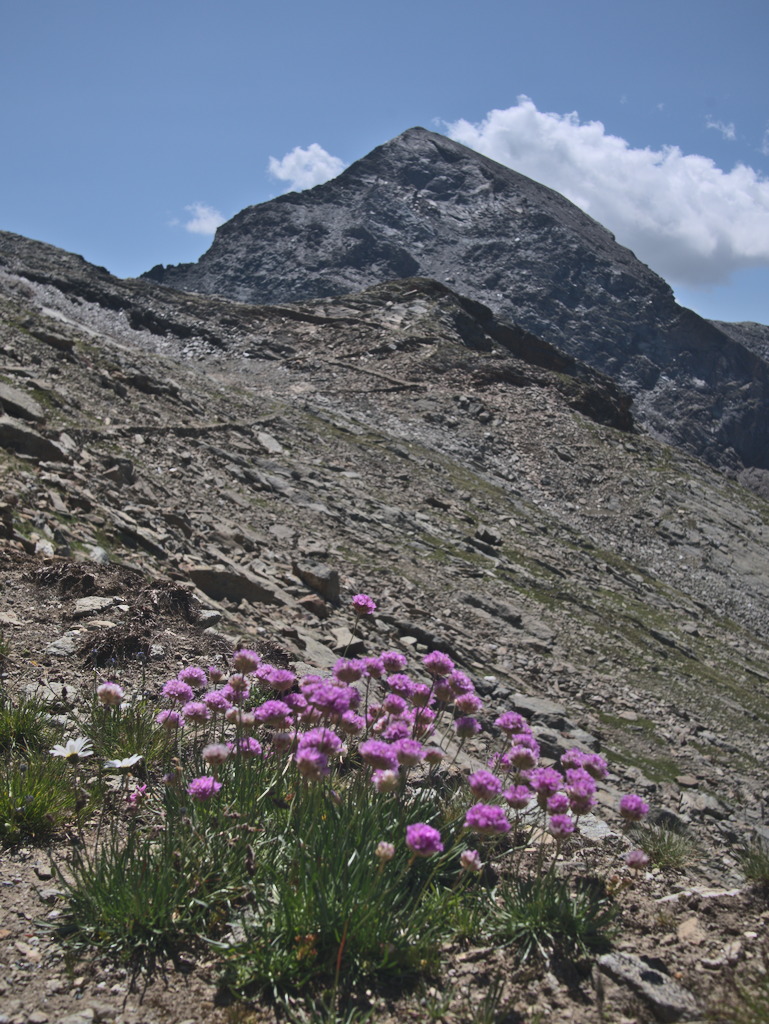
143, 127, 769, 481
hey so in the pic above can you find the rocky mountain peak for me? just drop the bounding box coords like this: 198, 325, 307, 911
143, 128, 769, 483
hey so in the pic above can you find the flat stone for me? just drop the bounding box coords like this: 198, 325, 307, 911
292, 561, 340, 603
680, 790, 728, 820
598, 951, 700, 1022
577, 814, 617, 842
0, 415, 68, 461
675, 775, 699, 788
186, 563, 289, 606
677, 916, 707, 944
45, 631, 81, 657
85, 545, 110, 565
297, 593, 330, 619
72, 596, 117, 619
0, 381, 44, 421
257, 430, 283, 454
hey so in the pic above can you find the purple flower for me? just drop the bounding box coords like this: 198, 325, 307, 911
423, 746, 445, 765
363, 656, 385, 678
203, 688, 232, 711
298, 727, 343, 757
359, 739, 399, 771
406, 823, 444, 857
465, 803, 510, 835
503, 742, 540, 771
302, 680, 359, 719
527, 767, 564, 800
207, 665, 225, 684
372, 769, 399, 793
295, 747, 329, 780
565, 768, 597, 815
410, 683, 435, 709
460, 849, 483, 873
187, 775, 222, 801
495, 711, 529, 735
455, 692, 484, 715
467, 770, 503, 801
619, 794, 650, 822
232, 648, 261, 674
178, 666, 207, 688
202, 743, 230, 765
265, 668, 296, 693
547, 792, 570, 815
582, 752, 609, 780
454, 716, 481, 739
283, 692, 309, 712
339, 711, 365, 735
448, 670, 475, 695
412, 707, 436, 738
156, 709, 183, 730
255, 700, 294, 729
227, 672, 251, 693
333, 658, 366, 684
548, 814, 575, 839
383, 693, 408, 716
220, 683, 247, 705
381, 650, 408, 674
380, 718, 412, 742
625, 849, 651, 871
126, 784, 147, 810
182, 701, 211, 725
387, 673, 414, 698
162, 679, 194, 703
423, 650, 454, 677
433, 678, 454, 703
503, 784, 532, 809
97, 681, 124, 707
560, 747, 587, 770
352, 593, 377, 616
395, 738, 424, 767
231, 736, 263, 757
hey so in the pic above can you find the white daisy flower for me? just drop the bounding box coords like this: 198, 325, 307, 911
50, 737, 94, 761
104, 754, 143, 772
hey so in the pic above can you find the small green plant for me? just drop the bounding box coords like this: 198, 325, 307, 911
0, 757, 78, 843
739, 838, 769, 893
487, 873, 616, 962
457, 972, 508, 1024
628, 820, 696, 871
0, 692, 57, 754
76, 687, 172, 766
709, 941, 769, 1023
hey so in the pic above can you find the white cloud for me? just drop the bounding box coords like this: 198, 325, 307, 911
268, 143, 346, 192
706, 117, 736, 141
183, 202, 226, 235
446, 97, 769, 287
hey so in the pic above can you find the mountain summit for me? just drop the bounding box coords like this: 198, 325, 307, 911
144, 127, 769, 483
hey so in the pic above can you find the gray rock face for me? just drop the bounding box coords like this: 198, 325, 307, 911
144, 127, 769, 477
597, 952, 700, 1022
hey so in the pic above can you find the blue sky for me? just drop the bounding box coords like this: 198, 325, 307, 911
2, 0, 768, 324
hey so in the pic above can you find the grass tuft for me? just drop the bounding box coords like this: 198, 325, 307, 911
487, 873, 616, 962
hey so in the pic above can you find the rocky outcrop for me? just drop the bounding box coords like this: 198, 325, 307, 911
144, 127, 769, 477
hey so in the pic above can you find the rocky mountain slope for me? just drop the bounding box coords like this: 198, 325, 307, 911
2, 228, 769, 1021
1, 228, 768, 853
143, 127, 769, 483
